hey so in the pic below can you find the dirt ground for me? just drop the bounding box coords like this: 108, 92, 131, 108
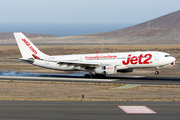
0, 81, 179, 101
0, 45, 180, 101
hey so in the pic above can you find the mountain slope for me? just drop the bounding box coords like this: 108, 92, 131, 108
91, 10, 180, 37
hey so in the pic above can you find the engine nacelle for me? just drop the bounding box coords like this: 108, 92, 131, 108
94, 66, 117, 75
117, 68, 133, 73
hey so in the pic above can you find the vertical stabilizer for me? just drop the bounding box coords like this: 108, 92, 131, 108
14, 32, 48, 59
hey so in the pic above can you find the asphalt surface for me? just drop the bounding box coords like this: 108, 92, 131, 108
0, 101, 179, 120
0, 72, 180, 85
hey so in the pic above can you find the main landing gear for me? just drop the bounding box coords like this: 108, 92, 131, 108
155, 67, 159, 75
84, 74, 106, 78
84, 74, 95, 78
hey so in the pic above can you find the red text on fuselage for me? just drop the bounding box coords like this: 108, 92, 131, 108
122, 54, 152, 65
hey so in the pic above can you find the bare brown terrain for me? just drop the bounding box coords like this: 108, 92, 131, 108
0, 45, 180, 101
92, 10, 180, 37
0, 81, 179, 101
88, 10, 180, 44
1, 11, 180, 45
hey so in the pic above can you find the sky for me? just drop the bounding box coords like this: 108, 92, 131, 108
0, 0, 180, 24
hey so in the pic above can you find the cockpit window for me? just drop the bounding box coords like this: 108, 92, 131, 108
165, 55, 172, 57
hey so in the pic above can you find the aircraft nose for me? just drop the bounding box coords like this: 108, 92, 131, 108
172, 57, 176, 62
171, 57, 176, 66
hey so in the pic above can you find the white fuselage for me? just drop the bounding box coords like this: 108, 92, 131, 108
13, 32, 176, 76
32, 51, 176, 72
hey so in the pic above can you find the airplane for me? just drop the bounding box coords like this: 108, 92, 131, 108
14, 32, 176, 78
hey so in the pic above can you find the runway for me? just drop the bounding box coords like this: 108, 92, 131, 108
0, 101, 179, 120
0, 72, 180, 85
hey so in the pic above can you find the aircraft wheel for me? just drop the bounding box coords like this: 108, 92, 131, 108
89, 75, 93, 78
155, 71, 159, 75
84, 74, 95, 78
84, 74, 89, 78
95, 74, 106, 78
101, 75, 106, 78
95, 74, 100, 78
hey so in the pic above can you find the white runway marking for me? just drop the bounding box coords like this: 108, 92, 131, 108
119, 106, 156, 114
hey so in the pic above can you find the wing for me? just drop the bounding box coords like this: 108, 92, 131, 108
44, 58, 102, 68
57, 60, 101, 68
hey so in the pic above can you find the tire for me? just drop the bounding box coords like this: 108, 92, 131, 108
101, 75, 106, 78
84, 74, 89, 78
89, 75, 94, 78
155, 71, 159, 75
95, 74, 100, 78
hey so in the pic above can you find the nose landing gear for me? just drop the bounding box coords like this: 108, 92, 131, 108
155, 71, 159, 75
155, 67, 159, 75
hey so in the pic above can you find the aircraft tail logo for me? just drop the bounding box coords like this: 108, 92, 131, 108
14, 32, 48, 59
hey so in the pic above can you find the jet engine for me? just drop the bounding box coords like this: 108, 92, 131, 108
94, 66, 117, 75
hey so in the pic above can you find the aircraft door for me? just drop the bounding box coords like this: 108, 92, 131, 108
45, 57, 49, 65
80, 57, 83, 61
155, 53, 159, 60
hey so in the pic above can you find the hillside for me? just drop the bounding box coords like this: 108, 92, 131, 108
91, 10, 180, 37
0, 32, 59, 40
1, 10, 180, 45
